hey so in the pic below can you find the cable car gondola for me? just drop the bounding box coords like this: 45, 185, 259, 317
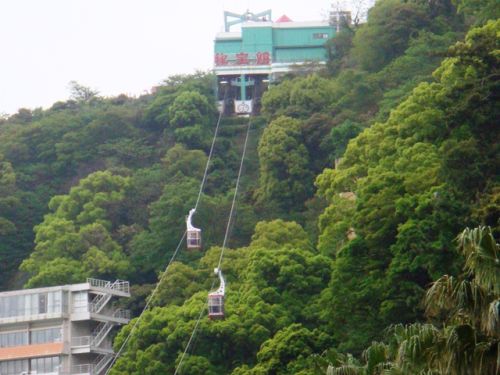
208, 268, 225, 319
186, 208, 202, 250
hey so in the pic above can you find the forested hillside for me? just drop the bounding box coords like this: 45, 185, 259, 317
0, 0, 498, 374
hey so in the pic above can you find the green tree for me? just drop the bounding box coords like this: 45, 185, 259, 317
257, 116, 312, 212
454, 0, 500, 25
166, 90, 217, 148
20, 171, 131, 287
236, 324, 320, 374
250, 219, 311, 251
261, 79, 295, 118
316, 19, 499, 351
0, 154, 17, 235
351, 0, 431, 72
324, 226, 499, 375
68, 80, 100, 103
111, 221, 331, 374
168, 90, 215, 129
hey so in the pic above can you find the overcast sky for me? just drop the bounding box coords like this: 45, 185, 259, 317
0, 0, 347, 115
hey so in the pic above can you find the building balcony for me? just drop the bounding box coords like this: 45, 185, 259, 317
70, 335, 113, 355
71, 309, 130, 324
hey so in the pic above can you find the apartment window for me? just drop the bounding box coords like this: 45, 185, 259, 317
31, 327, 62, 344
0, 331, 28, 348
72, 291, 88, 313
48, 290, 62, 313
31, 356, 60, 373
39, 293, 47, 314
313, 33, 329, 39
0, 291, 63, 319
0, 359, 29, 374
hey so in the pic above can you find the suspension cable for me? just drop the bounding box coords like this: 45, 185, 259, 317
194, 90, 227, 210
105, 232, 186, 374
174, 116, 252, 375
217, 117, 252, 269
173, 296, 207, 375
104, 91, 228, 375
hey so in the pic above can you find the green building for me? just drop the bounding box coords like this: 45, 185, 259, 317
214, 10, 336, 115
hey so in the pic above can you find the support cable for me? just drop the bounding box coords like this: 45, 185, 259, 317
104, 91, 227, 375
217, 116, 252, 269
105, 232, 185, 374
194, 90, 227, 211
174, 116, 252, 375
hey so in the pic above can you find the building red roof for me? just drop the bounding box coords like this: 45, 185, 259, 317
276, 14, 292, 22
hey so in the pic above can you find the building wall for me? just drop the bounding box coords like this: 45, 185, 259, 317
214, 23, 333, 65
274, 46, 327, 63
242, 26, 273, 53
272, 27, 333, 48
0, 280, 130, 375
214, 38, 242, 54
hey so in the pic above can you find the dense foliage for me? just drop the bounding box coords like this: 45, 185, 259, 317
0, 0, 497, 373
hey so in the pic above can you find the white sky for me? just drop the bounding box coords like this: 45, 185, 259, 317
0, 0, 341, 115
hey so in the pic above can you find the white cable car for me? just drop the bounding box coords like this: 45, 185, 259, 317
186, 208, 202, 250
208, 268, 225, 319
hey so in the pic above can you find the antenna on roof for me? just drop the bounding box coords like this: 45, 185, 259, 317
223, 9, 272, 32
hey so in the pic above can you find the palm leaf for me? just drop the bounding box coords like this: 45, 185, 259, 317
425, 275, 456, 317
457, 226, 499, 294
486, 300, 500, 337
363, 341, 390, 374
443, 324, 476, 375
326, 365, 364, 375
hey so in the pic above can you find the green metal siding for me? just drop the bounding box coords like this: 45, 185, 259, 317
273, 27, 334, 47
214, 24, 333, 63
274, 47, 327, 63
214, 39, 242, 54
242, 27, 273, 53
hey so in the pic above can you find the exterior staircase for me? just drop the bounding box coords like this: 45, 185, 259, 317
87, 279, 130, 314
93, 353, 115, 375
91, 321, 114, 347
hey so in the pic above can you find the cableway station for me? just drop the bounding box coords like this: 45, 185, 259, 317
214, 8, 351, 115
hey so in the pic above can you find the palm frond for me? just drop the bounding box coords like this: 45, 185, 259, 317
443, 324, 476, 375
425, 275, 456, 317
391, 324, 439, 372
473, 340, 499, 375
485, 300, 500, 337
363, 341, 389, 374
326, 364, 364, 375
456, 226, 500, 294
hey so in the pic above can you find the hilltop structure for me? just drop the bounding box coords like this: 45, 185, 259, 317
214, 9, 350, 115
0, 278, 130, 375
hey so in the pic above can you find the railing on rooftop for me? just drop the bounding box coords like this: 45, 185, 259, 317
86, 278, 111, 289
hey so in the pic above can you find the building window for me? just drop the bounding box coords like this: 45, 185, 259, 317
313, 33, 329, 39
0, 359, 29, 374
31, 356, 60, 373
31, 327, 62, 344
0, 331, 28, 348
72, 291, 88, 313
0, 291, 63, 319
39, 293, 47, 314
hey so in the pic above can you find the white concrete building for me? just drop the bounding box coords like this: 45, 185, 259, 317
0, 278, 130, 375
